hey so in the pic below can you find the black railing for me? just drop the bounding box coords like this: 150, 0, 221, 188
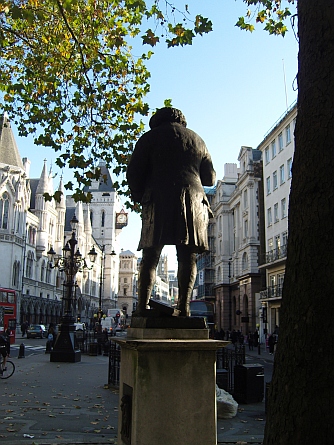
260, 284, 283, 300
216, 345, 246, 393
263, 244, 288, 265
108, 341, 121, 388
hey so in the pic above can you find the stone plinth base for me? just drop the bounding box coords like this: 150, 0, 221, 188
115, 329, 228, 445
50, 321, 81, 363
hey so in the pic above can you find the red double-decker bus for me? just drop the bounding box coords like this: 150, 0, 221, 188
0, 288, 17, 344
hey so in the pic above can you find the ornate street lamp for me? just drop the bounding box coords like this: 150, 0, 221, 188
93, 244, 116, 325
47, 214, 97, 363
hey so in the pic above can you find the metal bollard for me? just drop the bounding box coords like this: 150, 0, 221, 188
18, 343, 25, 359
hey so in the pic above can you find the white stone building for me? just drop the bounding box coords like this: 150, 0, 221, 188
257, 102, 297, 334
118, 249, 138, 317
211, 148, 264, 334
0, 113, 124, 328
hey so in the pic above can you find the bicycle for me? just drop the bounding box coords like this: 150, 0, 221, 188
0, 356, 15, 379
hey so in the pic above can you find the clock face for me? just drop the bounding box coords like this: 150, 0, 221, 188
117, 213, 127, 224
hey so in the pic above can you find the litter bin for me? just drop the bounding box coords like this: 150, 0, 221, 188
89, 342, 98, 356
216, 369, 229, 391
233, 364, 264, 403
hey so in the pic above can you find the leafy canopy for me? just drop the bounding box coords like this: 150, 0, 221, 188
236, 0, 296, 36
0, 0, 212, 203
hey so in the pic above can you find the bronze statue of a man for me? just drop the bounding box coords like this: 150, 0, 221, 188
127, 107, 216, 317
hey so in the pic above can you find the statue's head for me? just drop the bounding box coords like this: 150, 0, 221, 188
149, 107, 187, 129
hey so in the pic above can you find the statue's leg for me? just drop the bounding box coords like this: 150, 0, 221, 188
134, 245, 163, 316
176, 245, 197, 316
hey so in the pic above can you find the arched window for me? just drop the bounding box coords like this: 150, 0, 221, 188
41, 260, 46, 282
12, 261, 20, 287
26, 251, 34, 278
217, 266, 221, 282
90, 211, 93, 226
101, 210, 105, 227
46, 263, 51, 284
0, 192, 10, 229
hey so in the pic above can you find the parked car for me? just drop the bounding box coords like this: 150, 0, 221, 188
27, 324, 47, 339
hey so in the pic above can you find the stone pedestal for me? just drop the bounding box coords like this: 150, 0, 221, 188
115, 326, 228, 445
50, 318, 81, 363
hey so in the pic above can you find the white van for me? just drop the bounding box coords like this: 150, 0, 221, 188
101, 317, 116, 336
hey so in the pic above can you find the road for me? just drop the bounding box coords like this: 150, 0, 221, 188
3, 335, 273, 444
9, 331, 128, 358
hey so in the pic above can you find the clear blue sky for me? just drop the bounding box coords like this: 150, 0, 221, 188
16, 1, 298, 270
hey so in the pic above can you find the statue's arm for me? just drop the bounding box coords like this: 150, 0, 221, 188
200, 152, 216, 186
126, 137, 150, 203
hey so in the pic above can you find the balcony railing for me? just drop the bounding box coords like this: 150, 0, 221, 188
260, 284, 283, 300
264, 244, 288, 265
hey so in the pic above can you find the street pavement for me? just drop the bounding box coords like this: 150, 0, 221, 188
1, 338, 275, 445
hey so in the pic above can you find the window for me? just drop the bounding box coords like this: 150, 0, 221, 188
90, 211, 93, 226
242, 252, 248, 270
12, 261, 20, 287
280, 165, 285, 184
244, 220, 248, 238
273, 171, 278, 190
0, 192, 10, 229
28, 226, 36, 245
217, 266, 221, 282
266, 177, 271, 195
271, 140, 276, 158
267, 208, 272, 226
265, 146, 270, 164
287, 158, 293, 178
41, 260, 45, 282
268, 238, 273, 251
46, 264, 51, 284
281, 198, 287, 218
285, 124, 291, 144
26, 251, 34, 278
101, 211, 105, 227
282, 231, 288, 247
124, 278, 128, 283
244, 189, 248, 208
275, 235, 281, 250
278, 133, 284, 151
274, 203, 279, 222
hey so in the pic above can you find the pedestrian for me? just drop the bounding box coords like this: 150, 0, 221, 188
268, 333, 276, 355
95, 323, 103, 355
127, 107, 215, 317
102, 328, 109, 355
0, 333, 9, 374
4, 326, 11, 357
47, 323, 55, 348
21, 321, 27, 338
248, 332, 254, 351
231, 330, 238, 345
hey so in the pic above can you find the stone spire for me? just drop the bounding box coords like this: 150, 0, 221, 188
0, 113, 24, 169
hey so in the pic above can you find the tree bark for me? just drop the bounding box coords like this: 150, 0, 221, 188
264, 1, 334, 443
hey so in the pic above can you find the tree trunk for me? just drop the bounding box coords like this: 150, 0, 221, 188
264, 1, 334, 443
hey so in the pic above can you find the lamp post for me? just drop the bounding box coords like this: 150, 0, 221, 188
47, 214, 97, 363
228, 259, 232, 331
92, 244, 116, 325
